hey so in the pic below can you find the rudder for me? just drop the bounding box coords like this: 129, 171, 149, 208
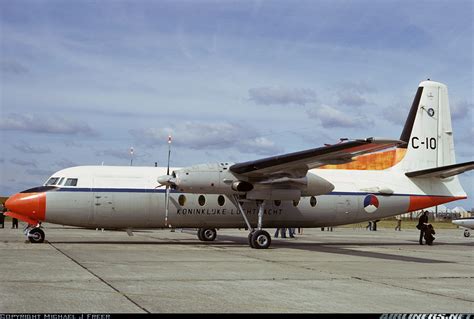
394, 80, 456, 172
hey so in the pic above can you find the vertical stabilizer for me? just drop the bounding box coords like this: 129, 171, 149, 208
394, 80, 456, 171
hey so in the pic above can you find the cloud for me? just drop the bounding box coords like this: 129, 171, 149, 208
237, 137, 283, 155
10, 158, 38, 168
95, 149, 133, 160
25, 168, 52, 176
0, 60, 29, 74
451, 100, 473, 120
381, 103, 410, 125
307, 105, 360, 128
12, 143, 51, 154
130, 121, 282, 155
64, 140, 84, 148
248, 87, 317, 106
337, 91, 368, 107
0, 113, 98, 136
54, 158, 79, 168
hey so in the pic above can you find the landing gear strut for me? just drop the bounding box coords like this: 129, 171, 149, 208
25, 226, 45, 243
197, 228, 217, 241
233, 195, 271, 249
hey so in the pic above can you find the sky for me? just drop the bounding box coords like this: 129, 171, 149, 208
0, 0, 472, 209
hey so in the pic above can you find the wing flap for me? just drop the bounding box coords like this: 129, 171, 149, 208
230, 138, 404, 179
405, 161, 474, 178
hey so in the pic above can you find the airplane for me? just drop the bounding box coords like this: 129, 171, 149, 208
4, 80, 474, 249
452, 217, 474, 237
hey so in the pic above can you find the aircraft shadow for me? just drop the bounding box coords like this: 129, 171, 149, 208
49, 233, 472, 264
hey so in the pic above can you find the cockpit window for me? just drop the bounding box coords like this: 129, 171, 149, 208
45, 177, 60, 186
58, 177, 65, 185
64, 178, 78, 186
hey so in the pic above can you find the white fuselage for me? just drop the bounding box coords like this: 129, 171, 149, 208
452, 218, 474, 230
41, 165, 466, 229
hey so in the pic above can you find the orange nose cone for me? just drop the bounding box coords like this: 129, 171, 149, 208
5, 193, 46, 221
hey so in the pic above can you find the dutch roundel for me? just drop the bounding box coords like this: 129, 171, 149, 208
363, 194, 379, 213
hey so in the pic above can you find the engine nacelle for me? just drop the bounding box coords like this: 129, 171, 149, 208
172, 163, 252, 194
166, 163, 334, 199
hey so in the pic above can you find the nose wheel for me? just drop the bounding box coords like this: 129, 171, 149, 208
464, 229, 471, 237
27, 227, 45, 243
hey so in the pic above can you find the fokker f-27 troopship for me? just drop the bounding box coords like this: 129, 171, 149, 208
5, 80, 474, 249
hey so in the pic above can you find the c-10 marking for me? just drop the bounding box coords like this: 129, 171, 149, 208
411, 137, 437, 149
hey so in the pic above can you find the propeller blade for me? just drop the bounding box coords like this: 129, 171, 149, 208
165, 185, 170, 227
164, 135, 172, 227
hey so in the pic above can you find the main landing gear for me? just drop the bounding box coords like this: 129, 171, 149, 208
197, 228, 217, 242
24, 225, 45, 243
234, 195, 272, 249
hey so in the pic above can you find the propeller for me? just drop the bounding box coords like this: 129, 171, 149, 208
164, 135, 172, 227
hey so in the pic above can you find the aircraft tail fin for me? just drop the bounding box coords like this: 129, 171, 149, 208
393, 80, 456, 172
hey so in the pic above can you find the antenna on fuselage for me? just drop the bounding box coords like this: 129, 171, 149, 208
130, 147, 134, 166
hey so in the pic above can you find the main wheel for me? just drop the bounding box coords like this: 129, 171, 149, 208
251, 230, 271, 249
248, 230, 256, 248
201, 228, 217, 241
464, 230, 471, 238
28, 228, 45, 244
197, 228, 204, 241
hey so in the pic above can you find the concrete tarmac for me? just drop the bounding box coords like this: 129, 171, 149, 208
0, 224, 472, 313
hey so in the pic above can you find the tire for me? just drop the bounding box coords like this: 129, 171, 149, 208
251, 230, 271, 249
464, 230, 470, 238
28, 228, 45, 244
197, 228, 204, 241
201, 228, 217, 241
248, 231, 256, 248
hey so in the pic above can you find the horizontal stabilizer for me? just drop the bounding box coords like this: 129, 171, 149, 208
405, 161, 474, 178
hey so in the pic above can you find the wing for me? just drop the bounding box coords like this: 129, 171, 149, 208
230, 138, 405, 180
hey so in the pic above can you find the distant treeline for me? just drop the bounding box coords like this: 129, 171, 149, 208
0, 197, 8, 205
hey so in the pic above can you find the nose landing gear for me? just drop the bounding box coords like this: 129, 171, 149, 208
24, 225, 45, 243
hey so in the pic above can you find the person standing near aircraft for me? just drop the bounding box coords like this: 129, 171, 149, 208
395, 215, 402, 231
424, 224, 436, 245
288, 227, 296, 238
417, 211, 429, 244
274, 228, 287, 238
12, 217, 18, 229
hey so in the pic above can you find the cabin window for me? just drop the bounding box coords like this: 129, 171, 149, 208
64, 178, 78, 186
198, 195, 206, 206
178, 195, 186, 206
310, 196, 317, 207
45, 177, 60, 186
293, 199, 299, 207
218, 195, 225, 206
274, 200, 281, 207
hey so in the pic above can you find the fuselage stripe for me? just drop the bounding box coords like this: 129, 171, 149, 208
53, 187, 460, 198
